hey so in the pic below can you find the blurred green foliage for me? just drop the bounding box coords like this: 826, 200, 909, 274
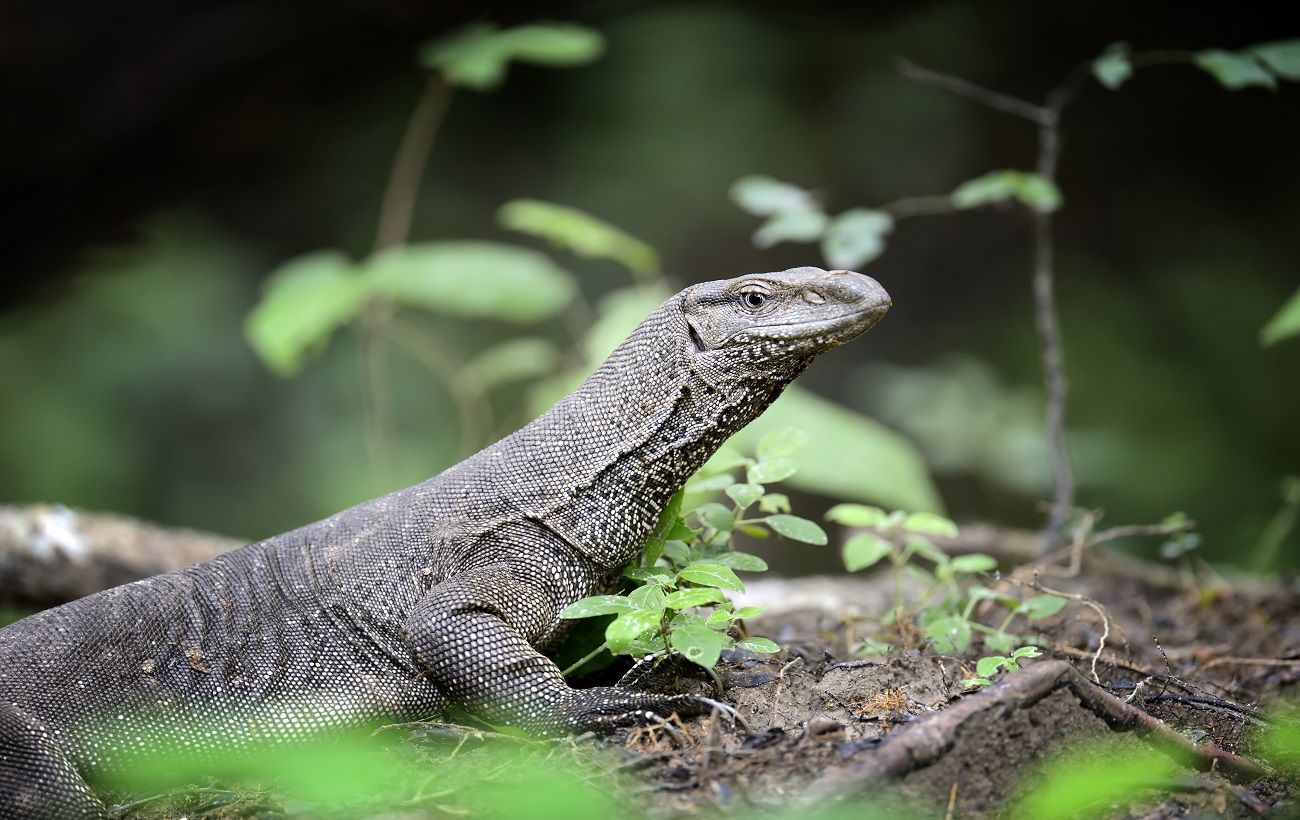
1, 5, 1296, 570
1007, 740, 1185, 819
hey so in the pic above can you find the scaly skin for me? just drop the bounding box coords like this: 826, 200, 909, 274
0, 267, 890, 817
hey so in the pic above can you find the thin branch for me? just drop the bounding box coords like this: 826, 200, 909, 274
893, 57, 1051, 125
373, 75, 454, 251
1031, 102, 1072, 550
879, 194, 960, 219
896, 56, 1078, 552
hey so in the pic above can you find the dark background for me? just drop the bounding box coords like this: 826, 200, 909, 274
2, 1, 1297, 569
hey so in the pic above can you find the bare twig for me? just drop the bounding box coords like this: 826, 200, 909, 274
771, 657, 802, 724
374, 75, 453, 251
879, 194, 960, 218
994, 571, 1116, 683
893, 57, 1050, 124
1202, 656, 1300, 672
896, 56, 1087, 552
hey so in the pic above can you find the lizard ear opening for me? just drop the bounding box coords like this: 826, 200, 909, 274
686, 319, 708, 353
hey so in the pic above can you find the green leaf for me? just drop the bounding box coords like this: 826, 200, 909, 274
1018, 595, 1068, 620
842, 533, 893, 572
753, 210, 829, 249
1011, 645, 1043, 660
701, 447, 751, 474
725, 483, 765, 510
984, 631, 1016, 653
641, 491, 683, 569
961, 676, 991, 689
561, 595, 634, 619
696, 502, 737, 532
825, 503, 889, 528
664, 587, 725, 610
925, 616, 972, 653
629, 584, 668, 611
757, 427, 810, 461
1260, 286, 1300, 345
902, 512, 959, 538
420, 23, 604, 91
905, 535, 950, 566
1092, 42, 1133, 90
949, 554, 997, 575
364, 242, 575, 322
726, 386, 942, 514
705, 609, 733, 629
975, 656, 1006, 678
605, 609, 663, 654
729, 175, 819, 216
766, 514, 828, 545
951, 170, 1062, 214
758, 493, 791, 514
1251, 40, 1300, 80
623, 567, 672, 583
748, 457, 798, 484
688, 473, 737, 493
717, 551, 769, 572
661, 540, 690, 564
677, 562, 746, 593
733, 606, 764, 619
736, 637, 780, 654
821, 209, 894, 269
461, 337, 560, 391
1195, 50, 1276, 90
669, 624, 725, 669
244, 251, 365, 376
497, 199, 659, 277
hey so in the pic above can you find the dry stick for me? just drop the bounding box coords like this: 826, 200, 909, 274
993, 570, 1116, 683
896, 57, 1093, 551
802, 660, 1267, 804
1014, 514, 1197, 580
1202, 656, 1300, 672
771, 657, 803, 724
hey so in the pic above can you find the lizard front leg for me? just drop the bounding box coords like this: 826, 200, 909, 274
403, 563, 724, 735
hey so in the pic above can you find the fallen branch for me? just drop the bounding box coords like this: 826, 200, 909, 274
0, 504, 240, 606
803, 660, 1267, 802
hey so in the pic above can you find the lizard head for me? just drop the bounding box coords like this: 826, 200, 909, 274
682, 266, 891, 379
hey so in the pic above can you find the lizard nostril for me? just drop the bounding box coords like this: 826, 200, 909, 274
803, 289, 825, 304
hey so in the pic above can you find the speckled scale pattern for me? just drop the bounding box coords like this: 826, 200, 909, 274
0, 267, 889, 817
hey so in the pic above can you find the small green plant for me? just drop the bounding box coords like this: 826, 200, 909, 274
560, 428, 826, 672
825, 503, 1067, 655
961, 645, 1043, 689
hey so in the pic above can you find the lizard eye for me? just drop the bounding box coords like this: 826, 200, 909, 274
740, 290, 767, 310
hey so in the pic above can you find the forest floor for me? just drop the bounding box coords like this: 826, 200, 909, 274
113, 535, 1300, 819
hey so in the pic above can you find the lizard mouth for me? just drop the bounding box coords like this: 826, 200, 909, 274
736, 301, 890, 347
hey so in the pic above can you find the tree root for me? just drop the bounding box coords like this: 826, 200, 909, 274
804, 660, 1267, 801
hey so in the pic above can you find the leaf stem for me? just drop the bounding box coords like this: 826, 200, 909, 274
560, 642, 610, 678
374, 75, 454, 251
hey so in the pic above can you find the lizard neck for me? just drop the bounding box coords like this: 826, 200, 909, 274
511, 295, 799, 568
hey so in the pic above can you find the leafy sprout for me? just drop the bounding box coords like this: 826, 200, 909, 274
560, 428, 825, 672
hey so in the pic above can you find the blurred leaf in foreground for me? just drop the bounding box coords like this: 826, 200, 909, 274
1008, 740, 1184, 819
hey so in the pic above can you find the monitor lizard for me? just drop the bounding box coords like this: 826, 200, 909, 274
0, 266, 890, 817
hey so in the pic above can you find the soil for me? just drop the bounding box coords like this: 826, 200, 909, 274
118, 548, 1300, 819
